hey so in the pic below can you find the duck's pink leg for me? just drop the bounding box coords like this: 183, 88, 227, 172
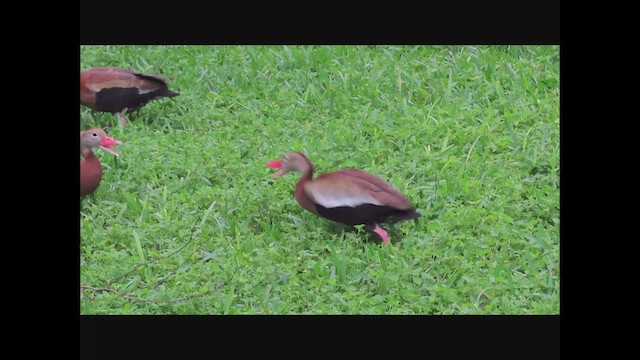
373, 224, 389, 246
117, 109, 127, 127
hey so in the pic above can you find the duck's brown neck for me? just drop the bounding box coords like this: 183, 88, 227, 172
81, 148, 96, 160
294, 161, 318, 215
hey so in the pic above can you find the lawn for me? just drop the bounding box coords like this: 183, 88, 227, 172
80, 45, 560, 314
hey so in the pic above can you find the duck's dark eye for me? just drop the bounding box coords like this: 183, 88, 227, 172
92, 132, 98, 137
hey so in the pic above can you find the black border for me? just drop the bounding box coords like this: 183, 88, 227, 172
80, 0, 560, 44
81, 315, 560, 358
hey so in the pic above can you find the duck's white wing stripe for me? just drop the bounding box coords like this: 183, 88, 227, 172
307, 189, 383, 208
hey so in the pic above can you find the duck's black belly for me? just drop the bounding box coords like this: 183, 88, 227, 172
94, 87, 157, 113
315, 203, 411, 226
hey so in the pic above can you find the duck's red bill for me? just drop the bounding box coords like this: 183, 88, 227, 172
100, 136, 122, 157
267, 160, 286, 177
266, 160, 282, 169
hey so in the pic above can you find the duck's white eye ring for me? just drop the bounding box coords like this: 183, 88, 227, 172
283, 154, 289, 161
91, 132, 98, 137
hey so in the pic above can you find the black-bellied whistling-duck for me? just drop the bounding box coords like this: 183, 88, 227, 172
267, 152, 420, 245
80, 67, 179, 127
80, 128, 121, 197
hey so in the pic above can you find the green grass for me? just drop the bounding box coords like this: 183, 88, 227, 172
80, 45, 560, 314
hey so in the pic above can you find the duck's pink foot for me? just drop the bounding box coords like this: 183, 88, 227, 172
117, 112, 126, 127
373, 224, 389, 246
